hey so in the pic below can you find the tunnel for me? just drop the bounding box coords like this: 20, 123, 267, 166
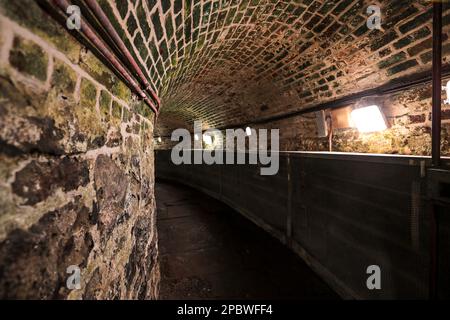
0, 0, 450, 302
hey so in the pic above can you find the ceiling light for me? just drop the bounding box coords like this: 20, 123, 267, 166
203, 134, 213, 145
350, 105, 387, 133
245, 127, 252, 136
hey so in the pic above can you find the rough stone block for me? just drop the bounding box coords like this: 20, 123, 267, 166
112, 100, 122, 123
378, 52, 407, 69
11, 157, 89, 206
399, 9, 433, 34
126, 13, 138, 35
0, 0, 81, 62
393, 27, 430, 50
51, 60, 77, 96
9, 37, 48, 81
387, 59, 418, 76
80, 78, 97, 109
115, 0, 129, 19
99, 90, 112, 122
370, 30, 398, 52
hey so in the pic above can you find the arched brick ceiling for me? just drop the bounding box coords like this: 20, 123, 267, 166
119, 0, 449, 135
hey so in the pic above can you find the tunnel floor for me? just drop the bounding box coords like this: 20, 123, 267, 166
156, 180, 339, 300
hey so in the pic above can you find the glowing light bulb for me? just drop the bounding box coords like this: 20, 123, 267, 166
350, 105, 387, 133
203, 134, 213, 145
245, 127, 252, 136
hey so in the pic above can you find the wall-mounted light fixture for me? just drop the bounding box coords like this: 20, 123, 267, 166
157, 137, 162, 143
203, 134, 213, 145
315, 110, 328, 138
350, 105, 387, 133
245, 127, 252, 136
194, 134, 200, 141
443, 80, 450, 104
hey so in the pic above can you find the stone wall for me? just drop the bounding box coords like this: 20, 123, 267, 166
0, 0, 159, 299
151, 0, 450, 133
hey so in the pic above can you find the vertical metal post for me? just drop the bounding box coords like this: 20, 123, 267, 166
432, 1, 443, 167
286, 154, 293, 248
430, 1, 443, 299
429, 200, 438, 300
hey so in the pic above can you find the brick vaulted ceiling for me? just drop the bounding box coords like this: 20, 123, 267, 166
111, 0, 450, 135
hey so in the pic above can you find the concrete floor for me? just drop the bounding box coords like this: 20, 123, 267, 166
156, 180, 339, 300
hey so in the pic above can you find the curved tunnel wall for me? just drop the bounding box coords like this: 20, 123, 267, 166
156, 150, 443, 299
0, 0, 158, 299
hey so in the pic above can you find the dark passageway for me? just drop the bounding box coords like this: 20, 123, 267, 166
156, 180, 339, 300
1, 0, 450, 303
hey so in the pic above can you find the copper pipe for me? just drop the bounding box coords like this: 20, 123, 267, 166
432, 1, 442, 167
51, 0, 158, 115
84, 0, 161, 109
326, 114, 333, 152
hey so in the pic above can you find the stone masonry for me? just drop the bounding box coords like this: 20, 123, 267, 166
0, 0, 159, 299
132, 0, 448, 156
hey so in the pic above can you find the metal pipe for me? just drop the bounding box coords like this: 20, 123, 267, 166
51, 0, 158, 115
432, 1, 443, 167
84, 0, 161, 109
